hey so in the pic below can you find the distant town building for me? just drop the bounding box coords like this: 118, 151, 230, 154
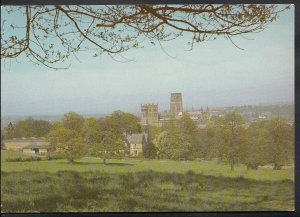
258, 114, 267, 119
258, 112, 272, 120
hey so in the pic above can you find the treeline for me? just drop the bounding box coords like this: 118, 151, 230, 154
154, 113, 294, 170
48, 111, 141, 163
228, 104, 294, 121
2, 111, 294, 170
3, 118, 52, 138
2, 111, 142, 163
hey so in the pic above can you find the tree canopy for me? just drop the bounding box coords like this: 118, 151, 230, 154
48, 124, 86, 163
2, 118, 52, 139
156, 129, 192, 160
2, 110, 294, 169
1, 4, 289, 69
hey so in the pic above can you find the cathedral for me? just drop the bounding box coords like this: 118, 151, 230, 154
141, 93, 183, 127
140, 93, 210, 128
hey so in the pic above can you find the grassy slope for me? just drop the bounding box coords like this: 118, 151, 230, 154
1, 150, 295, 212
1, 170, 294, 212
1, 151, 294, 181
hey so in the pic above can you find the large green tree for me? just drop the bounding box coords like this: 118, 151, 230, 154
3, 119, 52, 139
84, 111, 140, 162
267, 118, 294, 169
246, 120, 270, 169
1, 4, 288, 69
215, 112, 247, 171
142, 125, 161, 159
198, 124, 218, 161
91, 131, 124, 164
179, 113, 200, 159
83, 117, 98, 155
48, 125, 86, 163
245, 118, 294, 170
108, 111, 142, 136
156, 129, 192, 160
48, 112, 86, 163
62, 112, 85, 132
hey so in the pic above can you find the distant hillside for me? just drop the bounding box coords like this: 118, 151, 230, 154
1, 115, 61, 130
224, 104, 294, 122
1, 113, 111, 130
1, 104, 294, 130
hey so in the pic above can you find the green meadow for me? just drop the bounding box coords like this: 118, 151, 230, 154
1, 150, 295, 212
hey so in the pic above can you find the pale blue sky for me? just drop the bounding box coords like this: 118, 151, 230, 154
1, 5, 294, 116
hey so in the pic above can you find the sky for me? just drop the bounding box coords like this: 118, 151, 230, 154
1, 5, 295, 117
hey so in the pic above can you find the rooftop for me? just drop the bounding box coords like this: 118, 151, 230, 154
4, 137, 47, 143
127, 133, 144, 144
23, 144, 50, 149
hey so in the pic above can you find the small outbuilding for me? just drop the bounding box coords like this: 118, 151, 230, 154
3, 137, 49, 151
22, 145, 50, 155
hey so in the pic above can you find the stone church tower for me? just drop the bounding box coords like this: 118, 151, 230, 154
170, 93, 183, 116
141, 104, 159, 126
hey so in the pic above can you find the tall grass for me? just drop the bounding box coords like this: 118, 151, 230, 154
1, 170, 294, 212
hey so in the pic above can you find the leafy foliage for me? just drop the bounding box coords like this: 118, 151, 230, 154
48, 112, 86, 163
91, 131, 124, 163
3, 118, 52, 139
266, 118, 294, 169
156, 129, 192, 160
84, 111, 142, 162
246, 121, 270, 169
1, 5, 289, 69
107, 111, 142, 136
1, 109, 294, 169
62, 112, 85, 132
211, 112, 247, 171
48, 125, 86, 163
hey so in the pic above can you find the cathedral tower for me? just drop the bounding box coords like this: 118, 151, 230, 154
170, 93, 183, 116
141, 104, 159, 126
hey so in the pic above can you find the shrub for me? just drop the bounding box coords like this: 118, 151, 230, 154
47, 152, 65, 160
5, 157, 23, 162
246, 161, 259, 170
5, 156, 43, 162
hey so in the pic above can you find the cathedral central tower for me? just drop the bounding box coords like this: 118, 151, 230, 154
170, 93, 183, 116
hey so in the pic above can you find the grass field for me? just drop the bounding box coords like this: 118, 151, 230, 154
1, 150, 294, 181
1, 150, 295, 212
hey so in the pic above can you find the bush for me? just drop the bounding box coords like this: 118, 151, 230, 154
5, 156, 43, 162
46, 155, 64, 160
5, 157, 23, 162
46, 152, 65, 160
246, 161, 259, 170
